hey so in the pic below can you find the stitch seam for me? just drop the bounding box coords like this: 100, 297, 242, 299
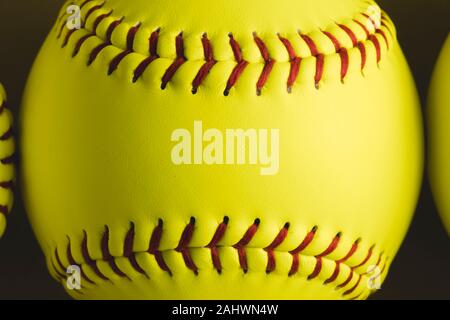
0, 97, 14, 222
50, 218, 388, 299
56, 0, 395, 95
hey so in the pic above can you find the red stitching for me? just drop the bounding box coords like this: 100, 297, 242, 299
0, 100, 7, 114
0, 181, 14, 190
278, 35, 302, 93
264, 223, 289, 274
81, 231, 110, 281
87, 17, 123, 66
206, 216, 229, 274
133, 29, 160, 83
72, 10, 112, 57
308, 233, 341, 280
101, 226, 130, 279
289, 226, 317, 276
338, 24, 358, 46
51, 219, 384, 298
324, 238, 360, 284
0, 127, 13, 141
60, 7, 393, 95
66, 237, 109, 282
175, 217, 198, 275
357, 43, 367, 72
108, 23, 141, 75
224, 34, 249, 96
1, 155, 14, 165
52, 251, 68, 280
192, 33, 217, 94
148, 219, 172, 276
369, 35, 381, 63
300, 34, 324, 88
55, 247, 92, 285
161, 33, 187, 89
0, 205, 9, 218
233, 219, 260, 273
254, 33, 276, 96
322, 31, 349, 82
62, 2, 105, 48
123, 222, 148, 276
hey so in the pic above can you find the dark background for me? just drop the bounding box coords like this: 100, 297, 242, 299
0, 0, 449, 300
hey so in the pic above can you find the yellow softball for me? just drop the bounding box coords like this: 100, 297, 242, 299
21, 0, 423, 299
429, 34, 450, 235
0, 84, 15, 238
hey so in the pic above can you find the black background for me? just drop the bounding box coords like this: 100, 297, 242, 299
0, 0, 449, 299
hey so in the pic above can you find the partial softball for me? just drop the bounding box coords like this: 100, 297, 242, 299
21, 0, 422, 299
0, 84, 14, 238
429, 34, 450, 235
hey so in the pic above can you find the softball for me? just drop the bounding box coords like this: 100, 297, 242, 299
21, 0, 423, 299
429, 34, 450, 235
0, 84, 15, 238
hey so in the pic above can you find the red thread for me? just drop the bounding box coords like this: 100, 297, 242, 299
324, 239, 360, 284
0, 127, 13, 141
133, 29, 160, 82
343, 274, 362, 296
1, 155, 14, 165
0, 205, 8, 218
108, 23, 141, 75
0, 101, 7, 114
233, 219, 260, 273
51, 252, 68, 280
302, 33, 324, 87
161, 33, 187, 89
72, 11, 112, 57
83, 2, 105, 26
338, 24, 358, 46
353, 245, 374, 270
224, 34, 248, 96
322, 31, 349, 82
362, 13, 379, 30
87, 18, 123, 65
206, 217, 229, 274
357, 43, 367, 72
322, 31, 341, 52
176, 217, 198, 275
308, 233, 341, 280
254, 34, 275, 95
369, 35, 381, 63
148, 219, 172, 276
376, 29, 389, 49
279, 35, 301, 92
0, 181, 14, 190
289, 226, 317, 276
353, 19, 370, 38
79, 0, 93, 9
65, 240, 96, 284
265, 223, 290, 274
79, 234, 110, 281
101, 226, 129, 278
124, 223, 147, 276
192, 33, 217, 94
62, 29, 76, 48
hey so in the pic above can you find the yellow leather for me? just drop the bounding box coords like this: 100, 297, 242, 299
429, 34, 450, 235
0, 84, 15, 238
21, 0, 423, 299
